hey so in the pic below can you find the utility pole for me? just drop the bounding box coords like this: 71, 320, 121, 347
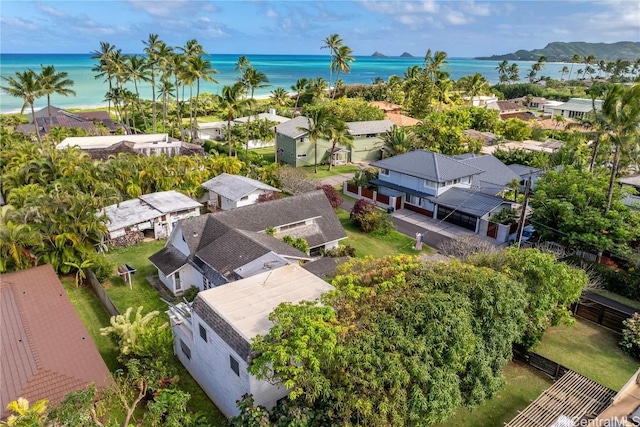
515, 173, 532, 248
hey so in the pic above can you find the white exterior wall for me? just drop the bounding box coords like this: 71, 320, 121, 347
209, 190, 267, 211
234, 253, 289, 278
178, 312, 287, 418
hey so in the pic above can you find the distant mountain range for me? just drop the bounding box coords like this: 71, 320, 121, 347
476, 41, 640, 62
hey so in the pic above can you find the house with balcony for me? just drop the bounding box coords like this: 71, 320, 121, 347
275, 116, 394, 167
148, 190, 346, 296
167, 264, 333, 417
365, 150, 513, 234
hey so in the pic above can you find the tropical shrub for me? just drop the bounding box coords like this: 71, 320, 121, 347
317, 184, 343, 210
620, 313, 640, 359
350, 199, 393, 235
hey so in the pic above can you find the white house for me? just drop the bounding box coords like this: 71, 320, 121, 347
200, 173, 281, 211
552, 98, 603, 119
57, 133, 203, 158
167, 264, 334, 417
149, 190, 346, 296
104, 190, 202, 241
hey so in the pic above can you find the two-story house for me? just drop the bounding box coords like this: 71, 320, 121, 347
148, 190, 346, 296
275, 116, 394, 167
200, 173, 281, 211
167, 264, 334, 417
370, 150, 513, 232
552, 98, 603, 120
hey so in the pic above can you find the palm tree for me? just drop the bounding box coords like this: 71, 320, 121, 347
559, 66, 569, 81
600, 84, 640, 214
568, 54, 581, 81
38, 65, 76, 130
143, 34, 164, 132
0, 205, 43, 272
508, 63, 520, 84
291, 77, 308, 113
241, 66, 268, 156
331, 45, 354, 99
183, 56, 218, 140
124, 55, 150, 129
235, 55, 251, 74
382, 125, 416, 156
215, 83, 250, 156
306, 77, 328, 101
157, 79, 175, 132
496, 60, 509, 83
321, 34, 344, 93
1, 70, 43, 145
269, 87, 290, 107
297, 108, 333, 173
551, 114, 566, 137
458, 73, 490, 101
327, 120, 353, 171
91, 41, 117, 113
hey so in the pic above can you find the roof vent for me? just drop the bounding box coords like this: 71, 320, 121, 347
192, 231, 198, 238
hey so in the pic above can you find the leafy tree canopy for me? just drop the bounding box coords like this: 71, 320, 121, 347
302, 98, 384, 122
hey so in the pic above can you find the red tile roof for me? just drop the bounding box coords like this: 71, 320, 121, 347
0, 265, 111, 419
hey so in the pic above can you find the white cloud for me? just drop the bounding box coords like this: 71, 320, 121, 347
0, 17, 40, 32
266, 8, 278, 18
361, 0, 439, 15
125, 0, 193, 17
37, 4, 67, 18
445, 10, 472, 25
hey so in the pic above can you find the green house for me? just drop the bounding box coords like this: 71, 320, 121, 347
275, 116, 394, 167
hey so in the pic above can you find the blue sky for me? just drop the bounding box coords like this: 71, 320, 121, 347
1, 0, 639, 56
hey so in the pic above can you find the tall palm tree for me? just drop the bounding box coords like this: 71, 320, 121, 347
0, 205, 43, 272
91, 41, 117, 113
143, 34, 164, 133
321, 34, 344, 93
291, 77, 308, 113
1, 70, 43, 145
331, 45, 354, 99
215, 83, 251, 156
38, 65, 76, 130
568, 53, 581, 81
560, 66, 569, 81
183, 56, 218, 141
297, 108, 334, 173
269, 87, 290, 107
424, 49, 448, 83
600, 84, 640, 214
458, 73, 489, 101
306, 77, 328, 101
124, 55, 150, 130
327, 119, 353, 171
496, 60, 509, 83
508, 63, 520, 84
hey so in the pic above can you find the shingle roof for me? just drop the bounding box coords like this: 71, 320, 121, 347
487, 101, 521, 112
148, 245, 189, 276
371, 150, 484, 183
346, 120, 394, 136
429, 187, 508, 217
274, 116, 311, 139
302, 257, 348, 279
200, 173, 280, 202
0, 265, 111, 419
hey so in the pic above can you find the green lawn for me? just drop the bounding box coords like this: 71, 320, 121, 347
250, 146, 276, 163
434, 362, 552, 427
337, 209, 432, 258
61, 276, 121, 372
535, 318, 638, 390
304, 164, 360, 180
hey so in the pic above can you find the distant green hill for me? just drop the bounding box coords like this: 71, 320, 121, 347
476, 41, 640, 62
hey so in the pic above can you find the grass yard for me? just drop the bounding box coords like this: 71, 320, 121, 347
250, 146, 276, 163
434, 362, 552, 427
535, 318, 638, 390
591, 289, 640, 311
61, 276, 121, 371
337, 209, 432, 258
304, 164, 360, 180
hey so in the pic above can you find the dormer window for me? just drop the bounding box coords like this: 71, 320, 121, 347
379, 168, 390, 176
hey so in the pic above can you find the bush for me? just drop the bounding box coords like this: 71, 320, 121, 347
88, 252, 115, 283
323, 245, 356, 258
183, 286, 199, 302
350, 199, 394, 235
317, 184, 343, 209
621, 313, 640, 359
282, 235, 309, 255
588, 262, 640, 301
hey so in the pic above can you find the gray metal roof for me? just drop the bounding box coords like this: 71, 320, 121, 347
507, 163, 543, 178
620, 174, 640, 188
429, 187, 508, 217
346, 120, 394, 136
456, 154, 521, 193
104, 198, 162, 232
274, 116, 311, 139
555, 98, 603, 113
139, 190, 202, 213
234, 112, 291, 124
372, 150, 484, 183
200, 173, 280, 201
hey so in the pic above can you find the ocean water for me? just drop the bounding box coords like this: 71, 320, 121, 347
0, 53, 569, 114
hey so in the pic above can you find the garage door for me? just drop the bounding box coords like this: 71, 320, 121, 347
437, 206, 477, 231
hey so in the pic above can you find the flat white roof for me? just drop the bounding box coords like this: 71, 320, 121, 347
197, 264, 334, 339
139, 190, 202, 213
200, 173, 280, 201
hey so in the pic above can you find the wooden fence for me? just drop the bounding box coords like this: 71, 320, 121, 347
572, 298, 631, 334
85, 268, 120, 316
512, 345, 571, 380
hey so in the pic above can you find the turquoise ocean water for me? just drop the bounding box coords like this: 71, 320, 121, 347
0, 53, 569, 114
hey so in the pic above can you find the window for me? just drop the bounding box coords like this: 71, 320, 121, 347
424, 179, 437, 189
174, 271, 182, 291
278, 220, 307, 232
203, 276, 213, 290
229, 355, 240, 376
379, 168, 390, 176
199, 324, 207, 342
300, 137, 309, 143
180, 339, 191, 360
296, 153, 307, 158
240, 195, 249, 201
406, 195, 422, 206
